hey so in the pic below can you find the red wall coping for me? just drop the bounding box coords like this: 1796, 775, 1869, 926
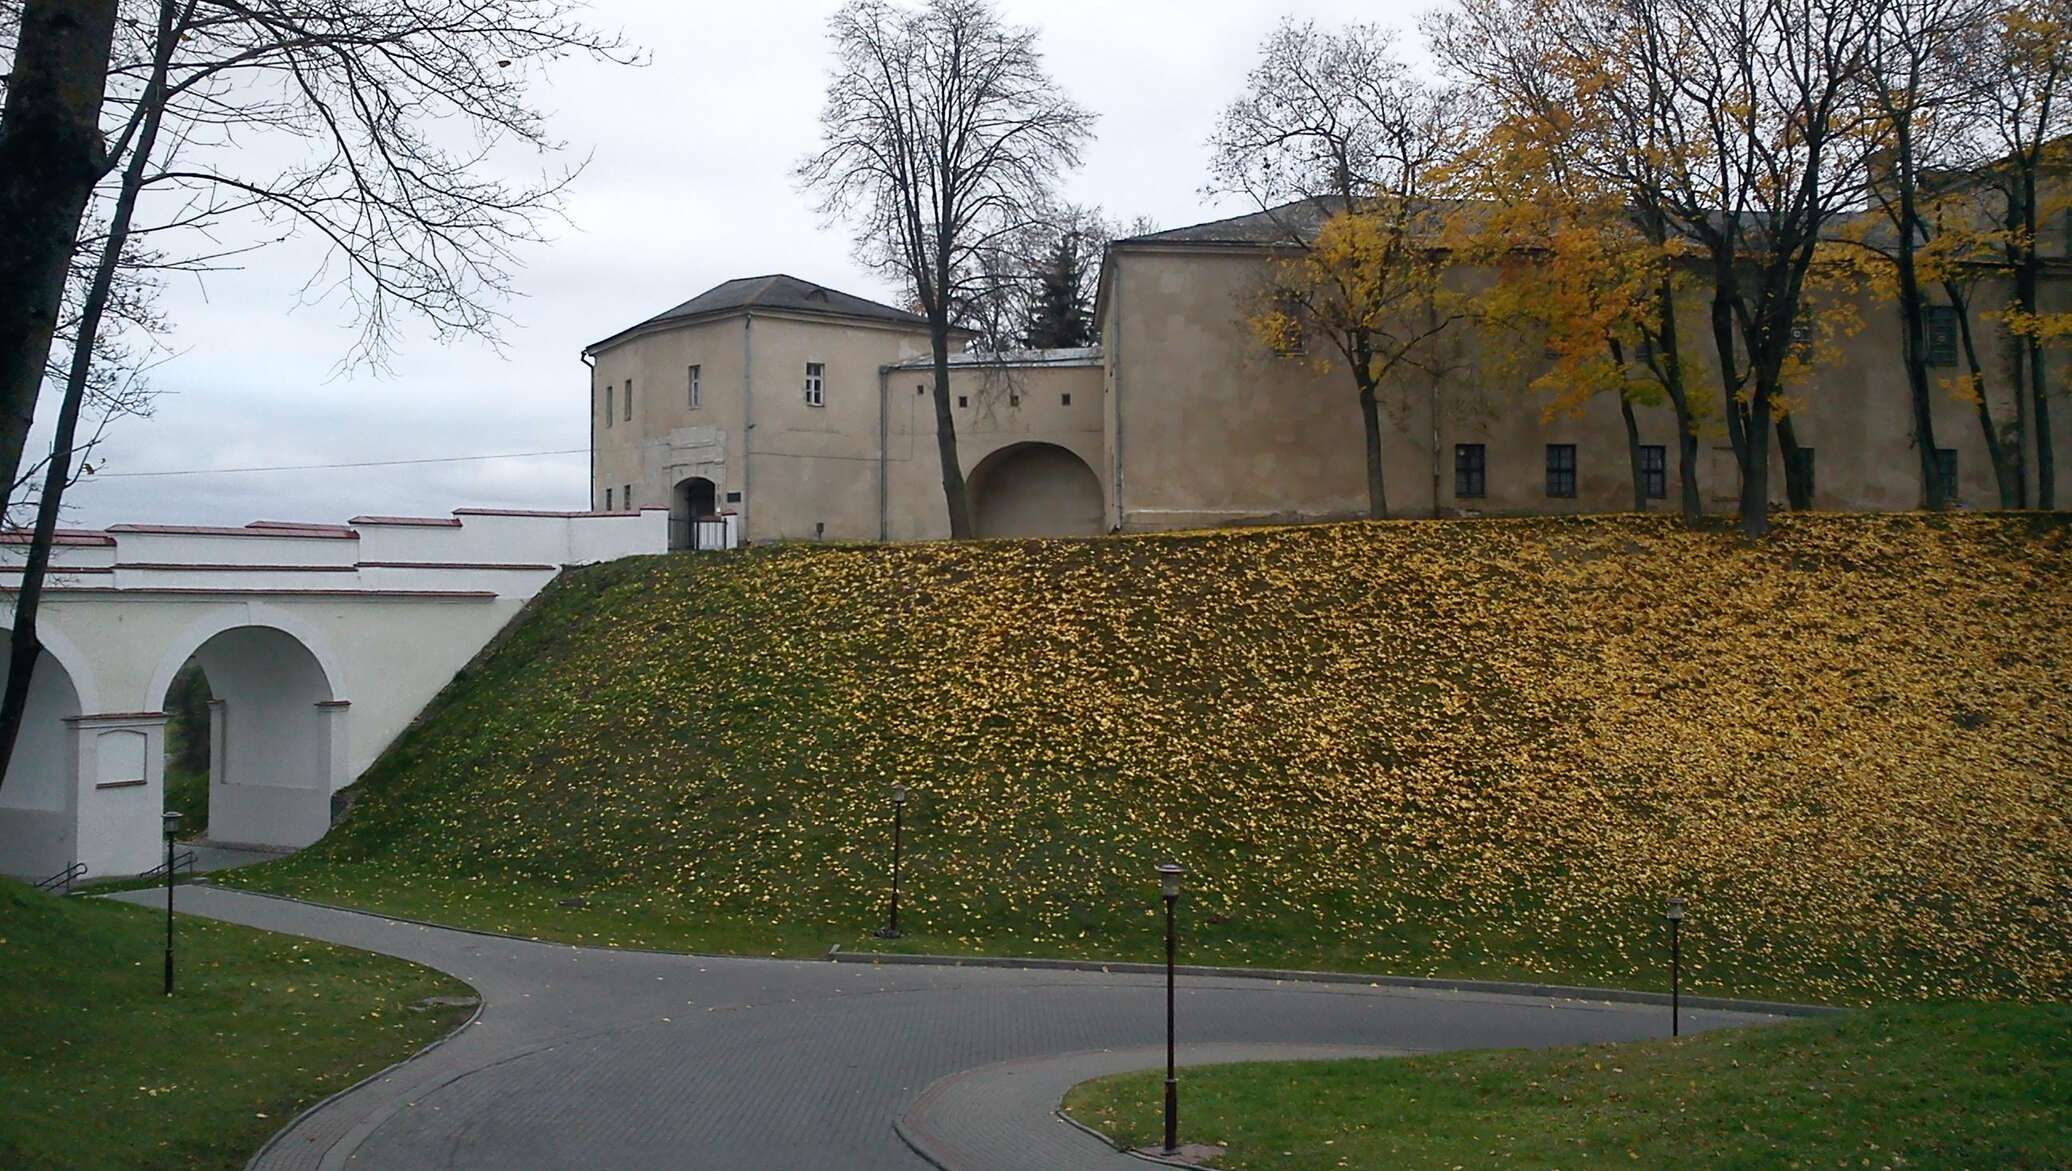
348, 515, 466, 528
246, 520, 356, 534
453, 507, 648, 519
357, 561, 557, 571
3, 585, 495, 599
107, 523, 358, 540
0, 530, 115, 546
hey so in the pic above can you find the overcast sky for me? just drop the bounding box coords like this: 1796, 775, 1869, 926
61, 0, 1419, 529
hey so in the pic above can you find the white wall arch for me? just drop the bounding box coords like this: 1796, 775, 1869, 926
145, 602, 344, 714
0, 618, 103, 715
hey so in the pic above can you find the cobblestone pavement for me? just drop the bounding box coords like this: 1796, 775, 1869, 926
110, 886, 1790, 1171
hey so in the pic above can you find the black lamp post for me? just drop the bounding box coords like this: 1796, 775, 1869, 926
1158, 862, 1185, 1156
163, 810, 182, 996
1665, 896, 1685, 1037
873, 782, 907, 939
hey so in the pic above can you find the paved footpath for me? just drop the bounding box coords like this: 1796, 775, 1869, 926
112, 886, 1790, 1171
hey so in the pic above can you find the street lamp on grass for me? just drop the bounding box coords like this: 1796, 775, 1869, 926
1158, 861, 1185, 1156
1665, 896, 1685, 1036
873, 783, 907, 939
163, 810, 182, 996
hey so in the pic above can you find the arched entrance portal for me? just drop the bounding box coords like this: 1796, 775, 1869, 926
967, 443, 1103, 538
163, 625, 343, 850
0, 631, 84, 876
671, 476, 719, 550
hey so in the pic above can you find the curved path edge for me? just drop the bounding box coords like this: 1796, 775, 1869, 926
832, 947, 1842, 1018
241, 997, 486, 1171
104, 886, 1802, 1171
897, 1042, 1404, 1171
199, 883, 1837, 1018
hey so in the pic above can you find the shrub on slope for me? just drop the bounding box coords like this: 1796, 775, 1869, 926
234, 514, 2072, 1004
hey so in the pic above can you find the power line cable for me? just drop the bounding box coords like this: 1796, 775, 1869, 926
83, 447, 588, 479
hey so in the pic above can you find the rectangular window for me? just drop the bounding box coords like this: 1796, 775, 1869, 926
604, 384, 614, 428
623, 483, 633, 510
957, 394, 968, 408
1546, 444, 1577, 498
804, 362, 825, 407
1641, 445, 1667, 499
1009, 393, 1020, 407
605, 487, 613, 510
1935, 447, 1958, 501
1925, 305, 1958, 367
1454, 443, 1486, 499
1061, 393, 1072, 406
689, 364, 701, 410
624, 379, 634, 420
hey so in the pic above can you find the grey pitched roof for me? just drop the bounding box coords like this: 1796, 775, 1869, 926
585, 274, 930, 353
1117, 199, 1347, 247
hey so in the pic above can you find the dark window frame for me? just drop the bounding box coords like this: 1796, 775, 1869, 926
1546, 444, 1578, 498
1454, 443, 1486, 499
1925, 305, 1959, 367
1640, 444, 1667, 499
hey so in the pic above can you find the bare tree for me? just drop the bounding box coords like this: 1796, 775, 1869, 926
798, 0, 1094, 539
1208, 19, 1464, 519
1975, 0, 2072, 507
1859, 0, 1997, 510
1532, 0, 1884, 536
0, 0, 121, 515
0, 0, 635, 793
1433, 0, 1712, 523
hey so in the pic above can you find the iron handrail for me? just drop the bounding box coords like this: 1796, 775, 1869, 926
33, 861, 88, 893
139, 849, 197, 882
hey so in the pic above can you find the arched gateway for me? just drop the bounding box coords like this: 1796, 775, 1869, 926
967, 442, 1104, 539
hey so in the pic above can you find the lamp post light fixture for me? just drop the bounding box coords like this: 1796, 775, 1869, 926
874, 783, 908, 940
1665, 896, 1685, 1037
163, 810, 182, 996
1157, 862, 1185, 1156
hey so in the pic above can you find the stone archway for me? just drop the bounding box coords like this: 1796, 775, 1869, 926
155, 623, 343, 849
671, 476, 719, 550
0, 630, 85, 877
967, 443, 1103, 538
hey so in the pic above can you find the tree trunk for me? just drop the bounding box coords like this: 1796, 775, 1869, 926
1358, 381, 1388, 519
1742, 388, 1773, 537
1946, 279, 2022, 508
1706, 265, 1766, 534
0, 0, 119, 506
1619, 392, 1647, 512
1892, 137, 1944, 511
0, 0, 173, 792
929, 320, 973, 538
1777, 414, 1812, 511
1651, 280, 1703, 524
2029, 331, 2054, 509
2017, 168, 2055, 508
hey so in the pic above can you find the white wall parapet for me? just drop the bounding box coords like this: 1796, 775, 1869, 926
0, 505, 669, 877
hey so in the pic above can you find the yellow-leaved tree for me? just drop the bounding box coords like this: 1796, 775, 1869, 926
1209, 19, 1464, 519
1447, 111, 1712, 519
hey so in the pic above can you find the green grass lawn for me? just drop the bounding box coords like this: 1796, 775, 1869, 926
1061, 1002, 2071, 1169
0, 880, 474, 1171
221, 514, 2072, 1005
163, 764, 207, 841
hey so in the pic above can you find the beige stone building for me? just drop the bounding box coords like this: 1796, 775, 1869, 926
588, 214, 2070, 543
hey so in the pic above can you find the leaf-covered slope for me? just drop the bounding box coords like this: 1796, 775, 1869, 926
239, 514, 2072, 1003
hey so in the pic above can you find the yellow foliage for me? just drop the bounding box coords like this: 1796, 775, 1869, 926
281, 514, 2072, 1006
